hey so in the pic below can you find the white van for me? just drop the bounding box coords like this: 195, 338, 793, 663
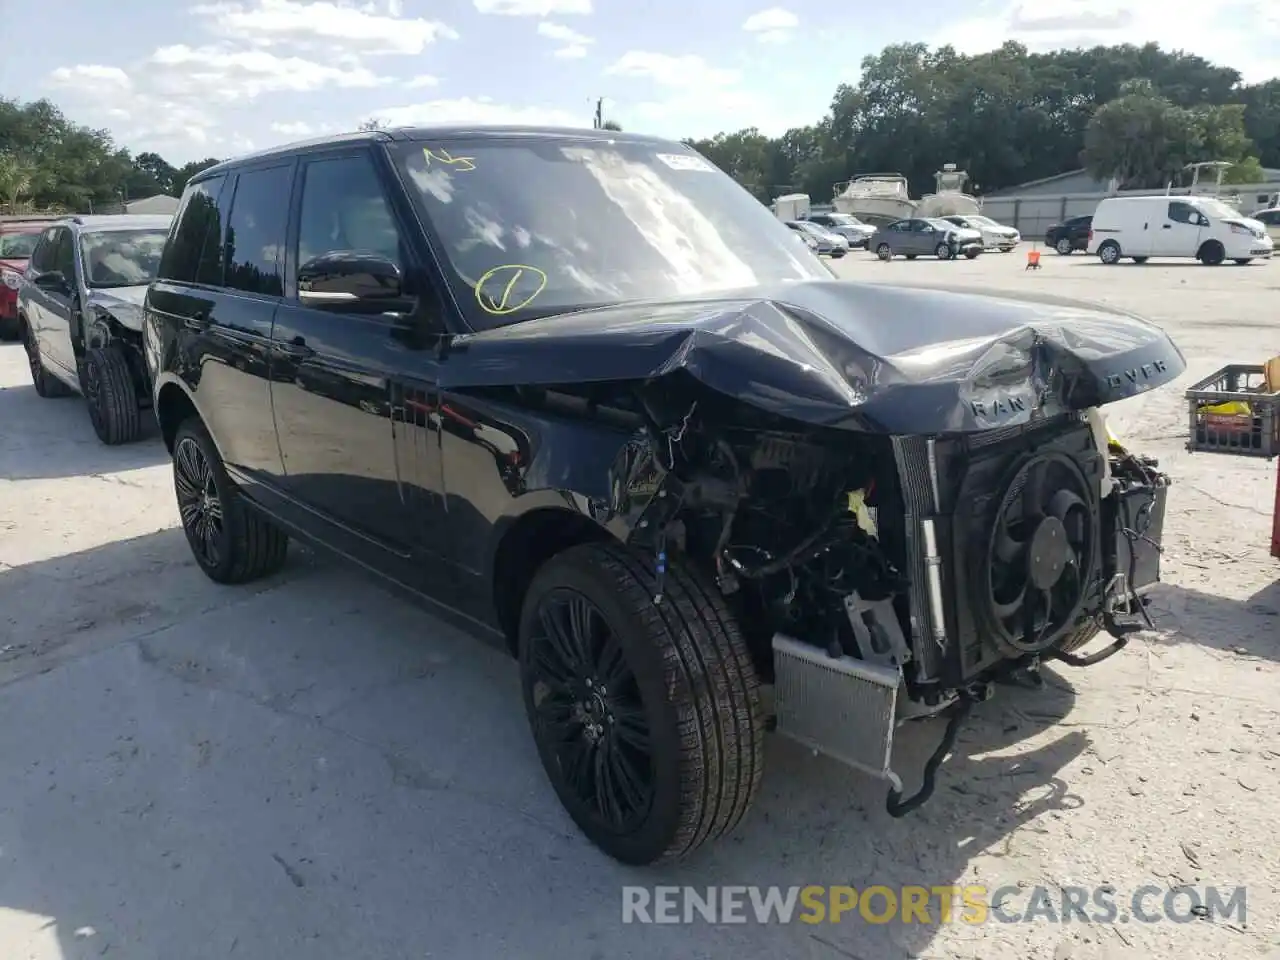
1087, 195, 1274, 265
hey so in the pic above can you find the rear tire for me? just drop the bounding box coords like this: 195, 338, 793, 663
518, 540, 764, 865
83, 346, 142, 445
876, 243, 893, 261
1232, 258, 1252, 265
172, 418, 289, 584
1055, 238, 1073, 256
964, 248, 980, 259
1097, 241, 1121, 265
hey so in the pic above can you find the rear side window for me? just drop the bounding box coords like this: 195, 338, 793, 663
159, 175, 227, 284
223, 163, 292, 297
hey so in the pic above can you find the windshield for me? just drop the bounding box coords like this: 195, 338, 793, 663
1197, 199, 1246, 220
929, 218, 960, 230
80, 229, 168, 288
827, 214, 859, 226
391, 138, 829, 330
968, 215, 997, 226
0, 231, 42, 259
792, 221, 824, 236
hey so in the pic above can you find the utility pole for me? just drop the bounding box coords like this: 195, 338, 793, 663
593, 97, 604, 129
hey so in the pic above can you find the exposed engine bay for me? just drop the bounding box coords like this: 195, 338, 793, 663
620, 388, 1170, 811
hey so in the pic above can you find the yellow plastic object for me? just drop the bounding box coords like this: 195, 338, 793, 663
1201, 400, 1253, 417
847, 489, 877, 537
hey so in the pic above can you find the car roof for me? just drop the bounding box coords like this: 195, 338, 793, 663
65, 214, 173, 232
0, 218, 56, 232
194, 124, 687, 183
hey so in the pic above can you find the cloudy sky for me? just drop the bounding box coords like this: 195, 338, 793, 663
1, 0, 1276, 164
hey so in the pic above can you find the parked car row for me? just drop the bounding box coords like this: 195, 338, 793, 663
5, 125, 1184, 870
1044, 196, 1275, 265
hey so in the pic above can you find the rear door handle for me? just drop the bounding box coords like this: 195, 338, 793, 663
1162, 224, 1172, 229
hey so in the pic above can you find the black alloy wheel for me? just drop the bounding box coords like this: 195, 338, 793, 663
518, 540, 763, 865
171, 418, 289, 584
526, 587, 655, 834
175, 432, 226, 571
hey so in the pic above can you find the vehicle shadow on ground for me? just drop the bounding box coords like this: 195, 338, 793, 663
1145, 579, 1280, 662
0, 380, 168, 480
0, 528, 1091, 960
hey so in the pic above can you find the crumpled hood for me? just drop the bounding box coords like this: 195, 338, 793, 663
86, 285, 148, 331
445, 279, 1187, 434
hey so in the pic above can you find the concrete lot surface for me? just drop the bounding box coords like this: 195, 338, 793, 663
3, 249, 1280, 960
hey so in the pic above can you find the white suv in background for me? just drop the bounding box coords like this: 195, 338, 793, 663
1252, 207, 1280, 242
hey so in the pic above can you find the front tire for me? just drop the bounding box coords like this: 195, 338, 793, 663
1233, 258, 1252, 265
1198, 240, 1225, 266
876, 243, 893, 261
518, 541, 764, 865
173, 418, 288, 584
1097, 241, 1121, 265
1131, 256, 1148, 264
83, 346, 142, 445
935, 242, 954, 260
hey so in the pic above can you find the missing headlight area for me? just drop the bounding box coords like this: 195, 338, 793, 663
607, 381, 1170, 810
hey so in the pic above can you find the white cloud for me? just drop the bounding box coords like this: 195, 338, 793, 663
48, 64, 132, 89
405, 74, 440, 88
934, 0, 1279, 84
742, 7, 798, 42
537, 21, 593, 58
271, 120, 323, 136
149, 45, 389, 99
193, 0, 458, 55
606, 51, 741, 88
367, 95, 581, 128
473, 0, 592, 14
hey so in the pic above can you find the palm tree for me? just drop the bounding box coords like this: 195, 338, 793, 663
0, 154, 34, 213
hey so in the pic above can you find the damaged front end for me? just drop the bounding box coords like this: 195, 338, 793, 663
452, 280, 1184, 814
615, 396, 1170, 814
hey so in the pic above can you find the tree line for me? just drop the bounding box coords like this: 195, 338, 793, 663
4, 42, 1279, 215
682, 42, 1280, 204
0, 97, 220, 215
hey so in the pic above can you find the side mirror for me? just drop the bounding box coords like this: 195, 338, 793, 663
33, 270, 68, 292
298, 251, 402, 304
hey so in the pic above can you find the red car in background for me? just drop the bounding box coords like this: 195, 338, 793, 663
0, 217, 57, 340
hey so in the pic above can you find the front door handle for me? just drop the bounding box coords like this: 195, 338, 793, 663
277, 336, 315, 360
1162, 224, 1172, 229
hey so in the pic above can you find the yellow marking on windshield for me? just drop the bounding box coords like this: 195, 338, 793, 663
423, 147, 476, 172
475, 264, 548, 315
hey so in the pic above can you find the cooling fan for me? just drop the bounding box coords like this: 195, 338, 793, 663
978, 450, 1099, 656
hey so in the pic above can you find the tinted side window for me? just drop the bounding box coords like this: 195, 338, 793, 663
53, 229, 76, 277
296, 153, 404, 273
1168, 201, 1196, 224
29, 228, 58, 272
159, 175, 227, 283
224, 164, 292, 297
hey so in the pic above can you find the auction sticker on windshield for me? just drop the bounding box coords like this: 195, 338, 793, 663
655, 153, 714, 172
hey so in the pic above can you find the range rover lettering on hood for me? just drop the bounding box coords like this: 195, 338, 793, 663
446, 279, 1187, 435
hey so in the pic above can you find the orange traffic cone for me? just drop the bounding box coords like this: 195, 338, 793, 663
1025, 248, 1041, 270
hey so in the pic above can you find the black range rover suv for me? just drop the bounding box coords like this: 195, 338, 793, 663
145, 126, 1180, 865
